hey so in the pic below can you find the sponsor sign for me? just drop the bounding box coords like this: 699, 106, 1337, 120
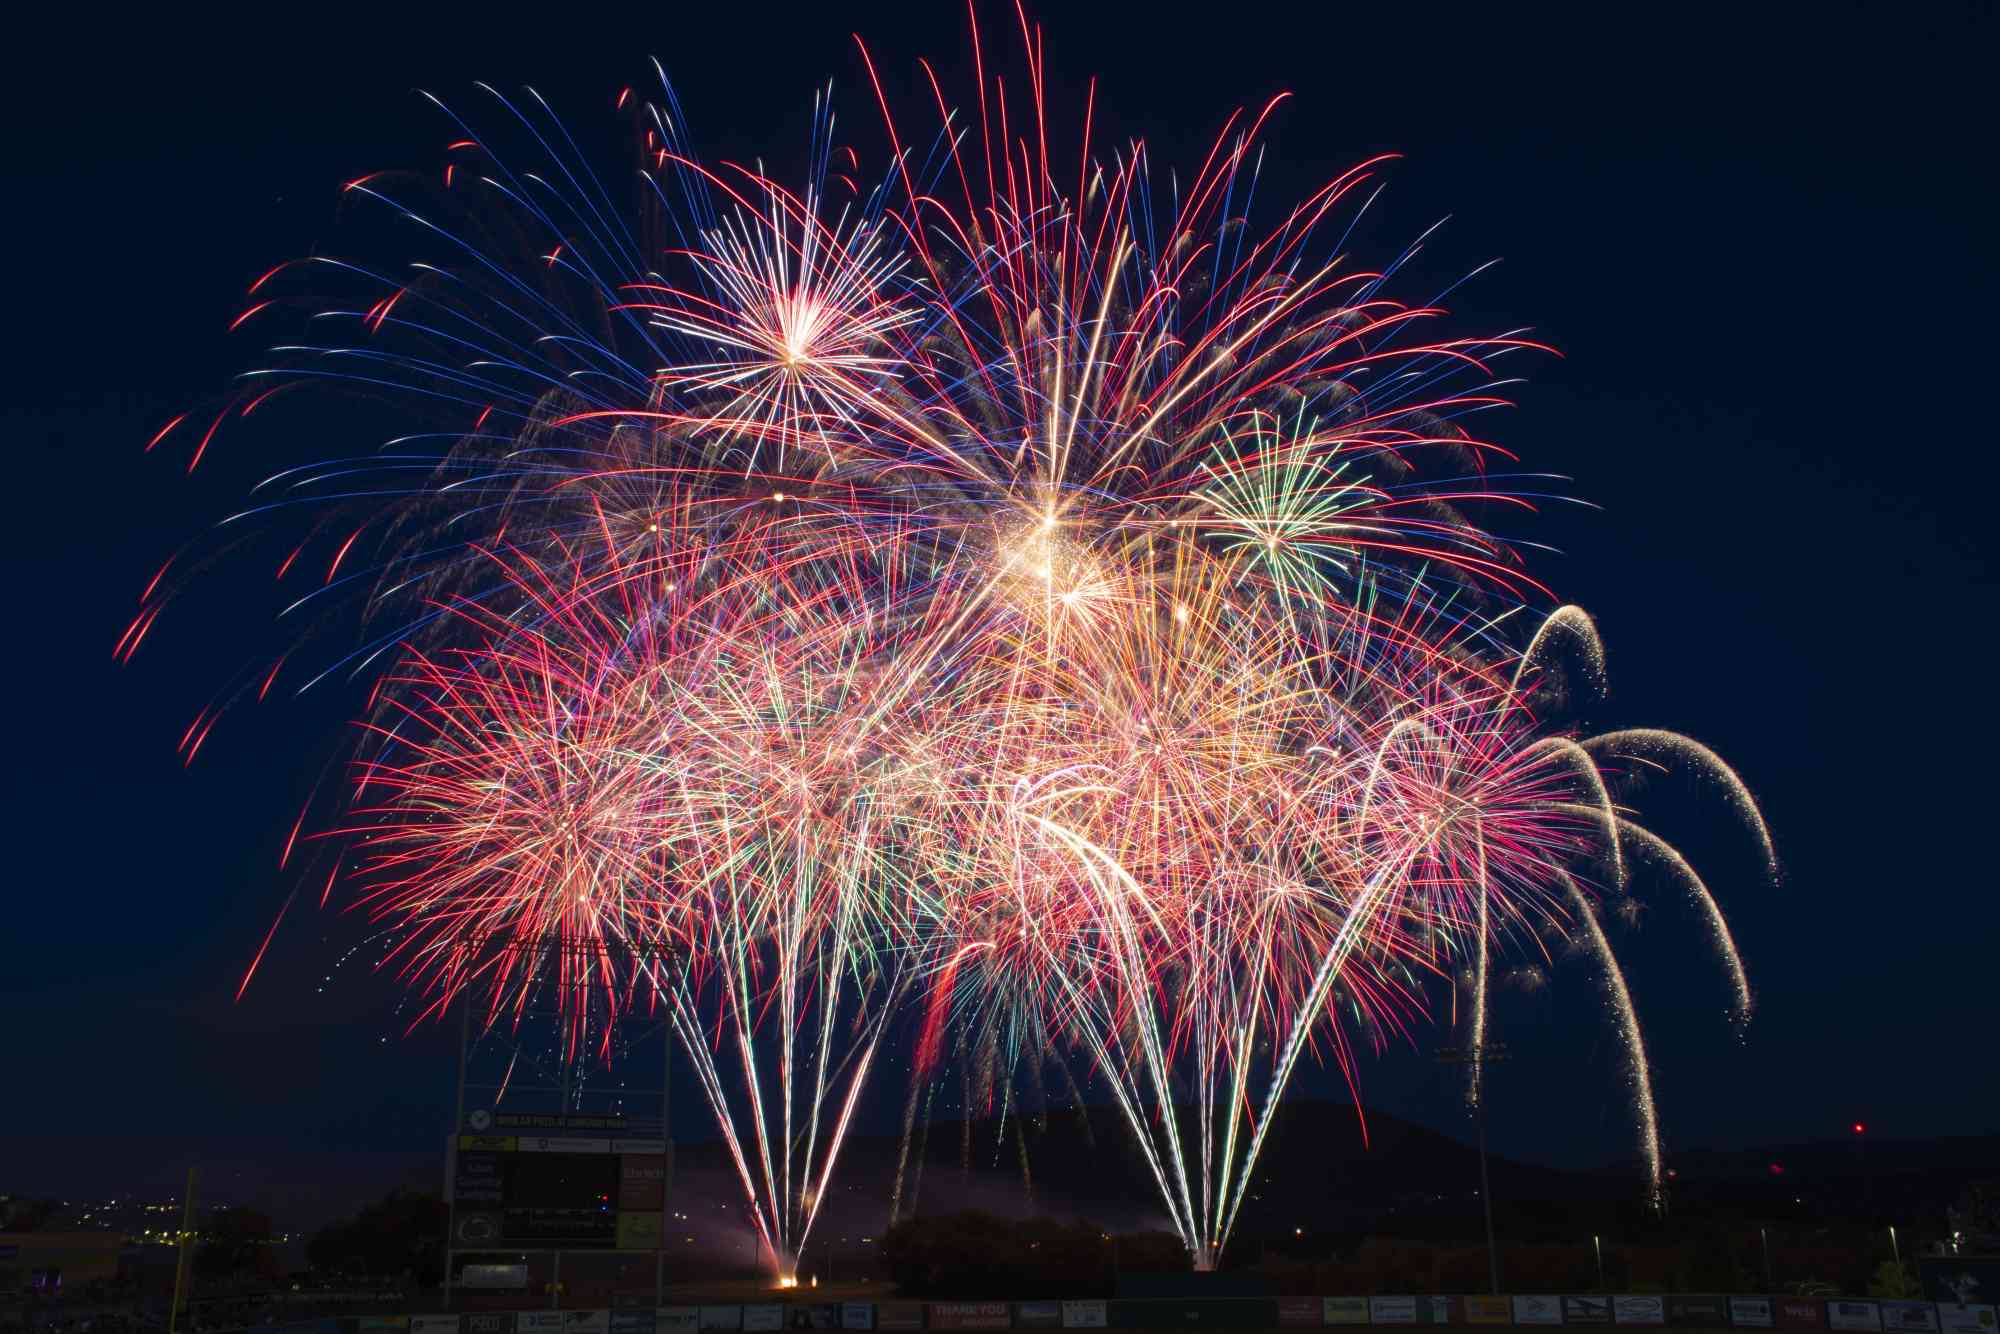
1374, 1298, 1420, 1325
1566, 1297, 1612, 1325
1515, 1295, 1563, 1326
877, 1306, 925, 1331
1670, 1297, 1728, 1327
1059, 1302, 1106, 1329
1614, 1297, 1667, 1326
455, 1152, 505, 1204
1016, 1304, 1059, 1329
563, 1315, 609, 1334
459, 1135, 519, 1153
466, 1317, 516, 1334
493, 1112, 628, 1131
519, 1136, 615, 1155
1108, 1303, 1275, 1330
800, 1307, 841, 1331
412, 1320, 461, 1334
1467, 1296, 1514, 1325
459, 1263, 529, 1289
1937, 1308, 1997, 1334
841, 1305, 875, 1331
614, 1140, 668, 1156
621, 1156, 667, 1210
611, 1314, 656, 1334
1777, 1301, 1825, 1329
453, 1211, 504, 1246
930, 1303, 1011, 1331
360, 1321, 411, 1334
1927, 1264, 2000, 1308
697, 1310, 741, 1332
1829, 1303, 1883, 1332
1881, 1306, 1939, 1334
657, 1313, 700, 1334
1730, 1300, 1775, 1329
739, 1307, 784, 1333
519, 1317, 566, 1334
1279, 1297, 1322, 1326
617, 1211, 664, 1249
1431, 1299, 1459, 1325
504, 1206, 618, 1244
1326, 1297, 1371, 1324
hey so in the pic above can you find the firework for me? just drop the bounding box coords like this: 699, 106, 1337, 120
137, 11, 1772, 1273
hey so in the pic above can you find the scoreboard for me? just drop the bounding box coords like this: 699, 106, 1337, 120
451, 1131, 667, 1250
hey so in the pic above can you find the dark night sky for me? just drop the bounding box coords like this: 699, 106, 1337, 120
3, 4, 1994, 1224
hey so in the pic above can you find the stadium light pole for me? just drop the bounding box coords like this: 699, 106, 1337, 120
1437, 1041, 1509, 1294
167, 1166, 198, 1334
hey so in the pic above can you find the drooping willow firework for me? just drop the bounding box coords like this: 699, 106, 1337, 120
134, 10, 1772, 1275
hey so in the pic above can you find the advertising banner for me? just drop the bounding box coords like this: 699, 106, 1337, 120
1613, 1296, 1666, 1325
1278, 1297, 1321, 1325
1731, 1299, 1776, 1328
1924, 1264, 2000, 1308
620, 1156, 667, 1210
493, 1112, 627, 1132
360, 1321, 411, 1334
412, 1319, 462, 1334
518, 1137, 615, 1155
739, 1307, 783, 1333
518, 1315, 565, 1334
1466, 1296, 1513, 1325
1374, 1298, 1420, 1325
656, 1313, 699, 1334
459, 1264, 529, 1289
455, 1152, 505, 1204
453, 1212, 503, 1246
1669, 1296, 1728, 1327
614, 1140, 668, 1156
1015, 1304, 1059, 1329
696, 1309, 740, 1332
1514, 1295, 1562, 1325
617, 1211, 663, 1249
1937, 1308, 1997, 1334
460, 1136, 519, 1153
931, 1303, 1010, 1330
1777, 1301, 1825, 1329
610, 1311, 656, 1334
1829, 1302, 1883, 1332
563, 1314, 609, 1334
841, 1304, 875, 1331
504, 1206, 618, 1245
876, 1305, 925, 1331
1059, 1301, 1106, 1328
1566, 1297, 1612, 1325
466, 1314, 517, 1334
1325, 1297, 1371, 1324
1881, 1305, 1939, 1333
1430, 1299, 1458, 1325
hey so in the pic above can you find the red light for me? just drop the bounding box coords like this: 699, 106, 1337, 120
1853, 1122, 1866, 1135
1769, 1162, 1785, 1175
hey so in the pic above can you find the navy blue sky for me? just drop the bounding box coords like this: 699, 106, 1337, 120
3, 3, 1992, 1219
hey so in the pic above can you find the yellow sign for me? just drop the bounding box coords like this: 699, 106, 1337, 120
616, 1211, 663, 1249
458, 1134, 518, 1151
